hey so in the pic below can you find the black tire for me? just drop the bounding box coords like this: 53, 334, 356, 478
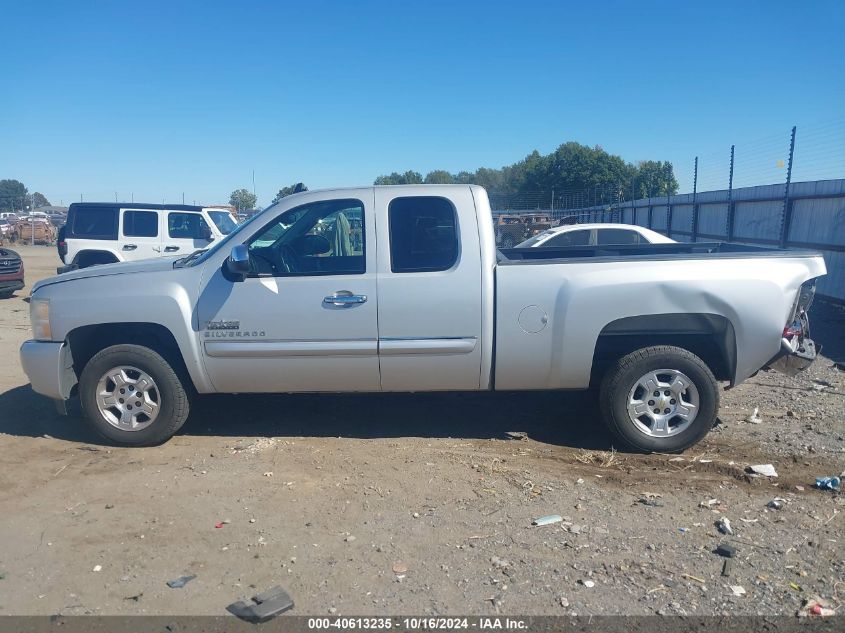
0, 290, 13, 299
79, 344, 190, 446
599, 345, 719, 453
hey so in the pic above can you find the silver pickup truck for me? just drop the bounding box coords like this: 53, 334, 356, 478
20, 185, 826, 452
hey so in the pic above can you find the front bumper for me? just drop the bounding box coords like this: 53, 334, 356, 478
0, 279, 24, 292
19, 340, 77, 401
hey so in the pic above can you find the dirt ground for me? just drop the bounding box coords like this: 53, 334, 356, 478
0, 245, 842, 617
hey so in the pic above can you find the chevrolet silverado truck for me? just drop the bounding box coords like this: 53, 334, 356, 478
20, 185, 825, 451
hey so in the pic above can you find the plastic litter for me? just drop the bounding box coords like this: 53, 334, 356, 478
532, 514, 562, 526
166, 575, 196, 589
798, 596, 836, 617
746, 464, 778, 477
767, 498, 786, 510
716, 543, 737, 558
730, 585, 746, 597
226, 585, 294, 623
716, 517, 733, 535
814, 476, 840, 491
745, 408, 762, 424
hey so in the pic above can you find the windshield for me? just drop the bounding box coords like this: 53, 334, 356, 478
207, 210, 238, 235
186, 209, 268, 266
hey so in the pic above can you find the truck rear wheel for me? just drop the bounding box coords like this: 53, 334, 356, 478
599, 345, 719, 453
79, 344, 190, 446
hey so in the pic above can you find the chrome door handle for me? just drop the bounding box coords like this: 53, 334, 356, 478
323, 293, 367, 307
122, 244, 137, 250
164, 245, 180, 252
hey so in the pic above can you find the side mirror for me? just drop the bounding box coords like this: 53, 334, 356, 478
225, 244, 250, 281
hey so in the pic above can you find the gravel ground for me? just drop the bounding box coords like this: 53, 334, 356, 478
0, 245, 842, 617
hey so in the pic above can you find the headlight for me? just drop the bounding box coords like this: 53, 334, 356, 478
30, 298, 52, 341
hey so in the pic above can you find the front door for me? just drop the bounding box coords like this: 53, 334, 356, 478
164, 211, 214, 257
119, 209, 162, 261
196, 192, 380, 393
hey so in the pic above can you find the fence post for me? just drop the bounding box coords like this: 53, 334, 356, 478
691, 156, 699, 242
779, 126, 797, 248
726, 145, 735, 242
647, 200, 653, 229
666, 163, 673, 237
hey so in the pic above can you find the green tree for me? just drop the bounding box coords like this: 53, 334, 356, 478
632, 161, 678, 198
373, 170, 423, 185
423, 170, 454, 184
32, 192, 50, 208
272, 183, 308, 204
229, 188, 257, 211
0, 179, 28, 213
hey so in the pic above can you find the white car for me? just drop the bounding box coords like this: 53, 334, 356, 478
517, 223, 675, 248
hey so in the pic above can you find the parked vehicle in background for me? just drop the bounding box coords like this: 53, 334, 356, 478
47, 213, 67, 228
0, 247, 24, 298
0, 219, 19, 243
0, 212, 20, 222
495, 213, 557, 248
21, 185, 825, 453
17, 217, 57, 245
57, 203, 239, 271
517, 223, 676, 248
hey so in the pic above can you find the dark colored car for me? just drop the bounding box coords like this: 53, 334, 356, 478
0, 247, 24, 299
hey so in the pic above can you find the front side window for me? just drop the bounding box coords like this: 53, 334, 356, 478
247, 199, 365, 276
596, 229, 641, 245
389, 197, 458, 273
168, 212, 209, 239
123, 210, 158, 237
546, 229, 591, 247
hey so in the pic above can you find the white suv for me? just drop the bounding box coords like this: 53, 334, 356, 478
58, 203, 238, 270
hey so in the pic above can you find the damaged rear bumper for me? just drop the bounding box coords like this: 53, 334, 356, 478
767, 335, 818, 376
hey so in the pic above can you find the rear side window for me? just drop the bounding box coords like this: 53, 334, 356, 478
168, 212, 209, 239
597, 229, 640, 245
546, 229, 590, 247
123, 210, 158, 237
69, 206, 118, 240
389, 197, 458, 273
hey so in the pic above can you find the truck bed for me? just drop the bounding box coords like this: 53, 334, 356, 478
499, 241, 821, 263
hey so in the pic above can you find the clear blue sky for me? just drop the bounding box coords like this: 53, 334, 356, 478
2, 0, 843, 206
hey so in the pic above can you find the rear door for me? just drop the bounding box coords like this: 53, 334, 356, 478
119, 209, 162, 260
163, 211, 214, 256
374, 188, 484, 391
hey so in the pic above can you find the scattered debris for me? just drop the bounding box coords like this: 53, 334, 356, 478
392, 562, 408, 574
699, 499, 721, 510
814, 476, 840, 491
683, 574, 706, 584
263, 472, 273, 477
747, 464, 778, 478
716, 543, 737, 558
123, 592, 143, 602
215, 522, 226, 529
166, 575, 196, 589
716, 517, 733, 535
746, 408, 762, 424
559, 596, 569, 608
532, 514, 562, 527
92, 565, 102, 573
581, 580, 595, 588
226, 585, 294, 623
637, 498, 664, 508
798, 596, 836, 617
730, 585, 747, 597
104, 504, 114, 510
767, 498, 786, 510
490, 556, 510, 570
344, 535, 356, 542
505, 431, 528, 441
721, 560, 732, 577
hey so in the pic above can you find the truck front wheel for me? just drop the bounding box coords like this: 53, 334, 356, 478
599, 345, 719, 453
79, 344, 190, 446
